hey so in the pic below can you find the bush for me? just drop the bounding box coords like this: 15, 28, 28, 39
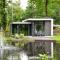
15, 33, 20, 38
5, 37, 12, 45
5, 33, 33, 48
38, 54, 48, 60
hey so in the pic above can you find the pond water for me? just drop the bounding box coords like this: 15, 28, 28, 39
0, 49, 29, 60
0, 32, 29, 60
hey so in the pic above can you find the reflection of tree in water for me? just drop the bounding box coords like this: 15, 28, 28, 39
0, 50, 8, 60
24, 42, 47, 56
34, 42, 46, 55
36, 46, 46, 55
24, 42, 33, 56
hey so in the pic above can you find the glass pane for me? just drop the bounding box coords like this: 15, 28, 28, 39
34, 21, 45, 36
12, 24, 17, 35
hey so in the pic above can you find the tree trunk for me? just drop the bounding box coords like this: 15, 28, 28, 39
45, 0, 48, 16
1, 0, 6, 31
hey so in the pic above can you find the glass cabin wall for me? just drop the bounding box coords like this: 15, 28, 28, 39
44, 21, 51, 36
32, 21, 51, 36
12, 24, 32, 36
32, 21, 45, 36
11, 20, 51, 36
12, 24, 17, 35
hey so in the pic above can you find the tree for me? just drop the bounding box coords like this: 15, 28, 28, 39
47, 0, 60, 24
0, 0, 26, 31
45, 0, 48, 16
5, 0, 26, 33
26, 0, 60, 24
0, 0, 7, 30
6, 0, 26, 23
25, 0, 46, 18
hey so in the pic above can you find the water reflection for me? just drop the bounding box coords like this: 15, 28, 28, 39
0, 32, 28, 60
20, 51, 28, 60
7, 51, 28, 60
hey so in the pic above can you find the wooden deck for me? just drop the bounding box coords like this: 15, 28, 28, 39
25, 36, 54, 42
11, 36, 54, 42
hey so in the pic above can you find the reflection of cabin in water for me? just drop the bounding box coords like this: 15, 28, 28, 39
10, 18, 54, 58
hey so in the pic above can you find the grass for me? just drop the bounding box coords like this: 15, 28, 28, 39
54, 35, 60, 43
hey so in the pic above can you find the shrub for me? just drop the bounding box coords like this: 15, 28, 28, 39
5, 33, 33, 48
38, 54, 48, 60
5, 37, 12, 45
15, 33, 20, 38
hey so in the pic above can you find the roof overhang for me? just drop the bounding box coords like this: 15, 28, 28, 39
11, 22, 31, 24
22, 18, 53, 22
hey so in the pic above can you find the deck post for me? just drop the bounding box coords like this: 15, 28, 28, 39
51, 42, 53, 58
51, 19, 53, 36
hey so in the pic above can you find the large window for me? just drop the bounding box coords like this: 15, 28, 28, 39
12, 24, 32, 35
12, 24, 17, 35
34, 21, 45, 36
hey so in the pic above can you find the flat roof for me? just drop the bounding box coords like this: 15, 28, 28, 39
22, 18, 53, 22
11, 22, 31, 24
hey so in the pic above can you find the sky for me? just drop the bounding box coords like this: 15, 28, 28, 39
20, 0, 28, 9
12, 0, 28, 9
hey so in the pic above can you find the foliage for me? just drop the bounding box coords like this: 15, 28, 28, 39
25, 0, 46, 18
53, 42, 60, 60
5, 37, 12, 45
38, 54, 48, 60
26, 0, 60, 24
15, 34, 33, 48
0, 0, 7, 30
6, 0, 26, 22
0, 0, 26, 31
15, 33, 20, 38
54, 35, 60, 43
0, 0, 60, 31
0, 0, 60, 30
53, 35, 60, 60
5, 33, 33, 48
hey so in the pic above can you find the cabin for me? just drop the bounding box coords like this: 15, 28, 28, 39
10, 18, 54, 58
11, 18, 53, 36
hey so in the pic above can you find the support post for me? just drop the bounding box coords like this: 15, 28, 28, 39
51, 19, 53, 36
51, 42, 53, 58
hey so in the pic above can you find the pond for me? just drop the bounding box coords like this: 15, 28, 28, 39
0, 31, 53, 60
0, 49, 29, 60
0, 32, 28, 60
